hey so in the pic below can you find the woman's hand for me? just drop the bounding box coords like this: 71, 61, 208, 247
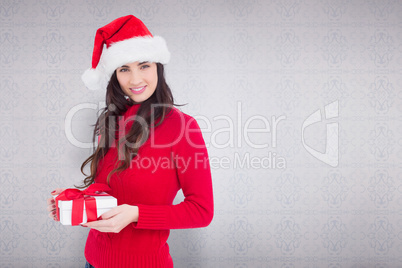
82, 204, 139, 233
46, 188, 65, 221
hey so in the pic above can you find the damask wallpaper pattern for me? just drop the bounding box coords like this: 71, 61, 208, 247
0, 0, 401, 267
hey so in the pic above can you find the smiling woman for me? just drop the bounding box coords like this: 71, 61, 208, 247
46, 15, 213, 268
116, 61, 158, 103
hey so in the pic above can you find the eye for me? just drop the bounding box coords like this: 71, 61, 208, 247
118, 68, 129, 72
140, 64, 150, 70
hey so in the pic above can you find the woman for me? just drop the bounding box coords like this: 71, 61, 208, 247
46, 15, 214, 268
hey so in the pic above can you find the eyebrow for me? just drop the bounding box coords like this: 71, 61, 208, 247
120, 62, 148, 68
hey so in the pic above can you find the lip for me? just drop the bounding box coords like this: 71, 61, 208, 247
130, 85, 146, 94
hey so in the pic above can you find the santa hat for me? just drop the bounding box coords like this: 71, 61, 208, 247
82, 15, 170, 91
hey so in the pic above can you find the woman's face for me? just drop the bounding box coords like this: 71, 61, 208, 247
116, 61, 158, 103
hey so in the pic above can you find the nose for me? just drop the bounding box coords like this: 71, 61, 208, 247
129, 70, 142, 86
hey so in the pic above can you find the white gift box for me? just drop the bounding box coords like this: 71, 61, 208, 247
55, 194, 117, 225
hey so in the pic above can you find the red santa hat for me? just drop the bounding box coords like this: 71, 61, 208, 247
82, 15, 170, 91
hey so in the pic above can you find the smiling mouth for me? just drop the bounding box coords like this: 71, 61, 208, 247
130, 86, 146, 94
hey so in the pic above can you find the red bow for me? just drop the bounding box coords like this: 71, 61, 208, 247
55, 183, 111, 226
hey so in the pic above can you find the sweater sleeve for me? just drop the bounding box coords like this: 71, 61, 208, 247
133, 116, 214, 230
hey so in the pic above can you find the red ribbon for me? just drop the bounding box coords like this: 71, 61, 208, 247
55, 183, 111, 226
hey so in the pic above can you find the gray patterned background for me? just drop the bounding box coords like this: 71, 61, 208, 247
1, 0, 402, 267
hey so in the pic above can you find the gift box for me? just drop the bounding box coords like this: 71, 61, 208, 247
54, 183, 117, 226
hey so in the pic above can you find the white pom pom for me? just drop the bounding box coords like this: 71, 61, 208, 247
81, 68, 107, 91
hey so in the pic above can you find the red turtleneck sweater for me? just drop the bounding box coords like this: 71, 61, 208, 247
84, 104, 214, 268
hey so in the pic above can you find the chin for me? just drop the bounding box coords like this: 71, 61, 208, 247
130, 96, 149, 103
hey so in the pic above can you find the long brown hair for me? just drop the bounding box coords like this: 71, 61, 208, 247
79, 63, 178, 188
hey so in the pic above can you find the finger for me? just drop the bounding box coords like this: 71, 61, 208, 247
86, 221, 117, 233
46, 198, 55, 205
46, 204, 56, 212
51, 188, 65, 195
85, 225, 111, 233
86, 216, 120, 232
48, 210, 57, 219
99, 206, 121, 220
84, 219, 109, 228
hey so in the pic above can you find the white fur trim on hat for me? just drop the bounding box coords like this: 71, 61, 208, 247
81, 68, 109, 91
82, 36, 170, 91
